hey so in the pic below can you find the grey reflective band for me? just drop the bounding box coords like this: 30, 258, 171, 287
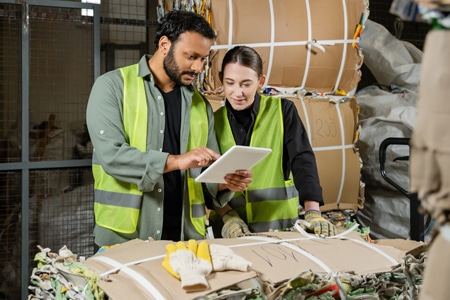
192, 203, 206, 218
230, 186, 298, 209
94, 189, 142, 209
230, 194, 246, 208
248, 186, 298, 203
92, 152, 100, 165
250, 218, 298, 232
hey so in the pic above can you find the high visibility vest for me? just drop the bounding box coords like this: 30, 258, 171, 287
214, 96, 299, 232
92, 64, 208, 235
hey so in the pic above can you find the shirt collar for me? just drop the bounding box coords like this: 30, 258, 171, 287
137, 54, 153, 79
252, 93, 261, 115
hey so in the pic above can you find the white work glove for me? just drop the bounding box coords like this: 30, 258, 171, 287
162, 240, 212, 292
210, 244, 252, 272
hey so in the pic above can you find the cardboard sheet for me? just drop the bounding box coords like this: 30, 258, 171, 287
84, 239, 258, 300
84, 230, 418, 300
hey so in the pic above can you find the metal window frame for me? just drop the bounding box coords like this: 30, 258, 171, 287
0, 1, 100, 298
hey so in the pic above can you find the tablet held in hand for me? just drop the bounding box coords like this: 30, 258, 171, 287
194, 145, 272, 183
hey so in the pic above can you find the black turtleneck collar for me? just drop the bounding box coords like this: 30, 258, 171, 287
225, 94, 261, 145
225, 94, 261, 131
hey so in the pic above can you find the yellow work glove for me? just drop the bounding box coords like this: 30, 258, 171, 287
162, 240, 212, 292
304, 210, 337, 237
221, 210, 251, 238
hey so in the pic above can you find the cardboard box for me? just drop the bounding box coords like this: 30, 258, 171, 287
410, 30, 450, 218
204, 0, 367, 94
207, 95, 362, 212
419, 231, 450, 300
410, 29, 450, 300
84, 230, 418, 300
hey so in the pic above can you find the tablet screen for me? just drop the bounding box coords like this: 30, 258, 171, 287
194, 145, 272, 183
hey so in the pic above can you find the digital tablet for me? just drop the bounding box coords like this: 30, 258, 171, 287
194, 145, 272, 183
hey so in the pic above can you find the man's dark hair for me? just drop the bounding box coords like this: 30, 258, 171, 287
154, 10, 216, 49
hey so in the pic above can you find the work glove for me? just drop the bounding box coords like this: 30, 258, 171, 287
162, 240, 212, 292
221, 210, 251, 238
304, 210, 337, 237
209, 244, 252, 272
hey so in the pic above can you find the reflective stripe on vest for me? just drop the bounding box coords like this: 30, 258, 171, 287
214, 96, 299, 232
186, 89, 208, 235
93, 64, 208, 235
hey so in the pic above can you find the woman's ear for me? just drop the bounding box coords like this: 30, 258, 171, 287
259, 75, 266, 88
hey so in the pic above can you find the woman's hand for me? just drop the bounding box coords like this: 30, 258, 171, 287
219, 170, 253, 192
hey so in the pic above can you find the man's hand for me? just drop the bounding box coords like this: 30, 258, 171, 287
165, 147, 219, 172
220, 170, 253, 192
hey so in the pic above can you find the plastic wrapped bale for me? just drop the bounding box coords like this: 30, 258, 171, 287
354, 20, 428, 240
37, 184, 95, 259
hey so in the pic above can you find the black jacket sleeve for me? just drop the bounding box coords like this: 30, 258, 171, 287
282, 99, 324, 206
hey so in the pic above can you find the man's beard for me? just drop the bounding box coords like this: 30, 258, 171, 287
163, 48, 197, 86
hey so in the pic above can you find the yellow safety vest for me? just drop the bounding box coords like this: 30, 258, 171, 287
214, 96, 299, 232
93, 64, 208, 235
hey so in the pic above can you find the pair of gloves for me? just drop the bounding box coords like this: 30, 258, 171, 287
221, 209, 337, 238
162, 239, 252, 292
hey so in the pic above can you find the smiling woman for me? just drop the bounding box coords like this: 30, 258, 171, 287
209, 45, 337, 238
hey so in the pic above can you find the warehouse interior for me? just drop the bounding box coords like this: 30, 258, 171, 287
0, 0, 443, 299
